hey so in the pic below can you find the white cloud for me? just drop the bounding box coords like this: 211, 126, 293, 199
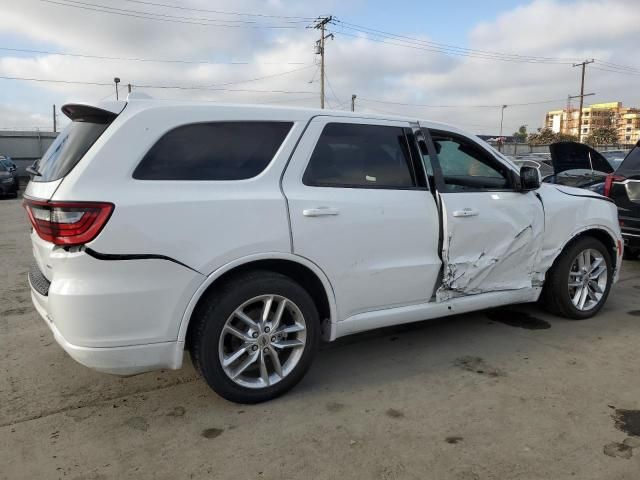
0, 0, 639, 135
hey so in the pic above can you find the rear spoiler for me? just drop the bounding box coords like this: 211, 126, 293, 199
61, 102, 125, 124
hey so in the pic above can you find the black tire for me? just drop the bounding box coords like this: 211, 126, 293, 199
541, 236, 613, 320
189, 270, 320, 404
623, 248, 639, 261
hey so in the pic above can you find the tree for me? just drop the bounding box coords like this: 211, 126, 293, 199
528, 128, 578, 145
512, 125, 528, 143
584, 125, 619, 146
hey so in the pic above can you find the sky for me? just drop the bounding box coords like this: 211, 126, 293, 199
0, 0, 639, 135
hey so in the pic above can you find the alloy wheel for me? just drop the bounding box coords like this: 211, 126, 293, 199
218, 295, 307, 389
568, 248, 608, 311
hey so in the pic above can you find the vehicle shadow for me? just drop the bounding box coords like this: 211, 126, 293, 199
288, 291, 635, 399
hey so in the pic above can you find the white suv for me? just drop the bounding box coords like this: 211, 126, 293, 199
25, 97, 623, 403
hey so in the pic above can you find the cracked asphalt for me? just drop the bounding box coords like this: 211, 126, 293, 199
2, 193, 640, 479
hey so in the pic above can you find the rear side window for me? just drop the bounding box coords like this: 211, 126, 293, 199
133, 122, 292, 180
303, 123, 417, 188
33, 121, 112, 182
618, 145, 640, 176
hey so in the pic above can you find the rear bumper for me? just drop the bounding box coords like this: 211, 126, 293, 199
28, 239, 205, 375
31, 286, 184, 375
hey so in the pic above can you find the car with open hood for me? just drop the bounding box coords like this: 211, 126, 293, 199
24, 98, 623, 403
544, 141, 615, 192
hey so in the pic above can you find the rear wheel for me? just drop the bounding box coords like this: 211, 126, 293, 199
541, 236, 612, 319
189, 271, 319, 403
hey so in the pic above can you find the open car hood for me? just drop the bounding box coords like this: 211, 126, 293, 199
549, 141, 614, 175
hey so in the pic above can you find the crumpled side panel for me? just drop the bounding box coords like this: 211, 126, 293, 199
436, 193, 545, 302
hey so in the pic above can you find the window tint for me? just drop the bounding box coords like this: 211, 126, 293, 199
303, 123, 417, 188
133, 122, 293, 180
618, 145, 640, 176
429, 131, 510, 191
33, 121, 112, 182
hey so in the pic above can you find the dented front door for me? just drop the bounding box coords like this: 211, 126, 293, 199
439, 190, 543, 299
423, 128, 544, 300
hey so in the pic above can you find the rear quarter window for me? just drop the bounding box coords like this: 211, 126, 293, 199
133, 121, 293, 180
33, 121, 112, 182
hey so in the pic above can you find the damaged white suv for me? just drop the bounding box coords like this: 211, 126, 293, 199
25, 98, 623, 403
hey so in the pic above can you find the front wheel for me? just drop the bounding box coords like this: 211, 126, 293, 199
541, 236, 613, 319
189, 271, 320, 403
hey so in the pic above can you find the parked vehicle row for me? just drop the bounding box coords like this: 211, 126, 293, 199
25, 98, 622, 403
0, 156, 18, 197
509, 143, 639, 259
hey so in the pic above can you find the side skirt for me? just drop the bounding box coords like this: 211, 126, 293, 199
333, 287, 541, 339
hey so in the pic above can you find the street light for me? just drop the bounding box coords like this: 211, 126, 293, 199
114, 77, 121, 100
499, 105, 507, 152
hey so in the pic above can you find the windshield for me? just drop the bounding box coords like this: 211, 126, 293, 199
32, 120, 112, 182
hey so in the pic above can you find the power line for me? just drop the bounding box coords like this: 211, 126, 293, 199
0, 64, 315, 91
330, 30, 571, 65
0, 47, 308, 66
591, 65, 640, 77
331, 20, 640, 72
324, 72, 342, 106
39, 0, 304, 28
0, 75, 313, 93
48, 0, 308, 24
119, 0, 315, 20
334, 20, 580, 64
594, 60, 640, 73
195, 65, 315, 88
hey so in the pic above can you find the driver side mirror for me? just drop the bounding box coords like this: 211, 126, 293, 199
520, 165, 541, 191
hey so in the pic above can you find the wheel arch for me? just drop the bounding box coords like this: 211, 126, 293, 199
545, 225, 620, 279
178, 253, 338, 350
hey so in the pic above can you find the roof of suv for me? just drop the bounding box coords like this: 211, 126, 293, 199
69, 95, 468, 135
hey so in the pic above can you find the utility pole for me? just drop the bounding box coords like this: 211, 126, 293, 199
499, 104, 507, 151
573, 59, 594, 142
52, 104, 56, 133
351, 94, 356, 112
313, 16, 333, 109
114, 77, 121, 100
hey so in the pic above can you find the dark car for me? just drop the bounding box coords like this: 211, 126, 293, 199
0, 162, 19, 198
0, 155, 19, 190
543, 142, 615, 191
604, 142, 640, 259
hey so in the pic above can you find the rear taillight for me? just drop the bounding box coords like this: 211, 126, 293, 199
603, 174, 625, 197
23, 198, 114, 246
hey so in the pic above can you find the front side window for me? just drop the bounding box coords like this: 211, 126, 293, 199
303, 123, 417, 188
429, 131, 511, 192
134, 121, 293, 180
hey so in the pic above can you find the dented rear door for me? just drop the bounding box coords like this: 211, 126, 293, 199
423, 128, 544, 300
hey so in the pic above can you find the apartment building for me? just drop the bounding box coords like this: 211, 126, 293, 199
544, 101, 640, 144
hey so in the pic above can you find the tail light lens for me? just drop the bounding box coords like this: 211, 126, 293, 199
603, 174, 625, 197
24, 198, 114, 246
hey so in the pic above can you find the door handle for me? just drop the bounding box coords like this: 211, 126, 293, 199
303, 207, 340, 217
452, 208, 479, 217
